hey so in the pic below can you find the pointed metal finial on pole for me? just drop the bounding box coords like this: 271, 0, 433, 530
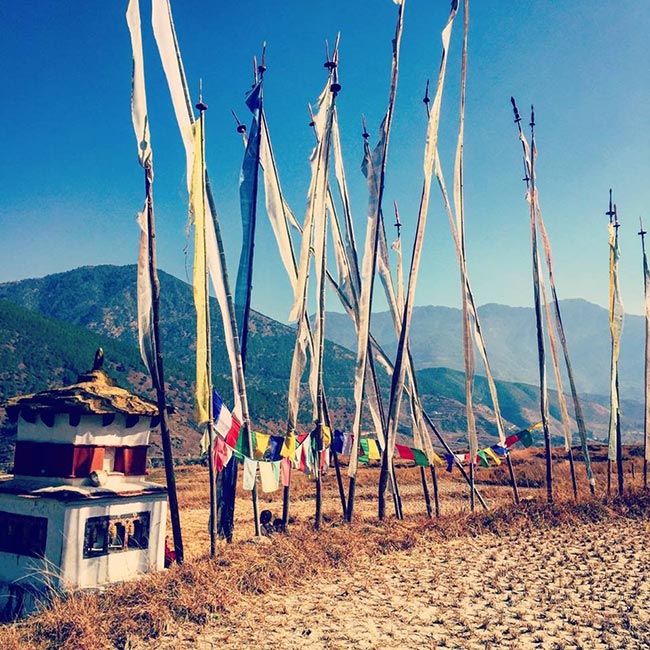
361, 114, 369, 140
530, 104, 535, 130
606, 188, 615, 224
511, 96, 521, 124
510, 96, 530, 185
639, 216, 647, 259
423, 79, 431, 116
196, 79, 208, 113
231, 109, 246, 134
393, 200, 402, 237
324, 35, 342, 94
258, 42, 267, 77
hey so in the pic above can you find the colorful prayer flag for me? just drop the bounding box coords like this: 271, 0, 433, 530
280, 457, 291, 487
396, 444, 415, 461
484, 447, 502, 466
332, 429, 345, 454
254, 432, 270, 459
412, 448, 429, 467
476, 450, 490, 468
367, 439, 381, 461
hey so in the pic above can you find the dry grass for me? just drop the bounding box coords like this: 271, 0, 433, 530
1, 445, 649, 649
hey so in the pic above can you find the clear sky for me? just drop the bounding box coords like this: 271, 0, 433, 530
1, 1, 648, 323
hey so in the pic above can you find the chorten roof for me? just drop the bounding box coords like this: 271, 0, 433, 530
4, 368, 158, 422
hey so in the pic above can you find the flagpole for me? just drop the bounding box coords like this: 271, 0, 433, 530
126, 0, 184, 562
510, 98, 593, 498
144, 156, 184, 564
194, 91, 219, 556
640, 219, 649, 490
528, 106, 553, 503
234, 52, 267, 536
615, 208, 624, 496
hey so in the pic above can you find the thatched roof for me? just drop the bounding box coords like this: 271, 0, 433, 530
4, 369, 158, 422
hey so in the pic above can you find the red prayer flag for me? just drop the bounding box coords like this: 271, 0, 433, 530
505, 434, 519, 448
225, 416, 242, 448
396, 444, 415, 461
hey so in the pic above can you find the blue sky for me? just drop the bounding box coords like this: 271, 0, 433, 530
1, 1, 648, 323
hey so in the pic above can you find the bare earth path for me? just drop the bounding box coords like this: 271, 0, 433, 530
136, 516, 650, 650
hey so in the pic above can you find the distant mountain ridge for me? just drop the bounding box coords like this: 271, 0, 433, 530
0, 266, 643, 469
325, 299, 644, 400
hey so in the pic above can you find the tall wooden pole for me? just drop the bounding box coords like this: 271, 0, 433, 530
529, 106, 553, 503
640, 219, 649, 491
144, 162, 184, 564
429, 465, 440, 517
195, 93, 219, 556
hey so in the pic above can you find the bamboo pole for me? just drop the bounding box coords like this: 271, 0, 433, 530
195, 95, 220, 555
429, 465, 440, 517
528, 107, 553, 503
204, 173, 259, 539
469, 461, 475, 512
144, 163, 184, 564
568, 447, 578, 501
420, 467, 432, 518
321, 397, 347, 517
640, 219, 650, 491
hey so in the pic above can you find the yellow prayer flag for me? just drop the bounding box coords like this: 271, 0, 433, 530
430, 451, 444, 468
254, 432, 270, 459
483, 447, 502, 466
367, 439, 381, 461
191, 122, 210, 425
321, 425, 332, 448
281, 432, 296, 459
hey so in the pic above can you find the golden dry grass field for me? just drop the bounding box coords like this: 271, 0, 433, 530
2, 445, 650, 649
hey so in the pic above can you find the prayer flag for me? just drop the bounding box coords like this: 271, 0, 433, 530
505, 434, 519, 448
213, 435, 232, 472
476, 450, 490, 468
268, 436, 284, 461
259, 461, 280, 493
412, 448, 429, 467
518, 430, 534, 448
445, 454, 455, 472
281, 433, 296, 459
367, 439, 381, 461
484, 447, 502, 466
332, 429, 345, 454
242, 458, 257, 490
254, 432, 270, 459
281, 457, 291, 487
396, 444, 415, 461
491, 444, 507, 457
359, 439, 370, 464
431, 451, 444, 468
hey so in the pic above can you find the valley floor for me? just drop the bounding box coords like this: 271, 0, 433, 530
133, 515, 650, 650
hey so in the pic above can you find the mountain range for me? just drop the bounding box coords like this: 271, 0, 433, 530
0, 265, 643, 468
325, 300, 645, 400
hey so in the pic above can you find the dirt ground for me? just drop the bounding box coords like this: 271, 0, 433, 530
132, 515, 650, 650
131, 459, 650, 650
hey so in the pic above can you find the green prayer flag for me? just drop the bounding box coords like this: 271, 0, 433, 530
412, 448, 429, 467
518, 430, 534, 447
359, 438, 369, 464
477, 449, 490, 468
235, 425, 251, 458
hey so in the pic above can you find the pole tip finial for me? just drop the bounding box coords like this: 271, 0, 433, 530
195, 78, 208, 112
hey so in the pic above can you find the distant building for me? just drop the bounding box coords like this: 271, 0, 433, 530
0, 360, 167, 620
